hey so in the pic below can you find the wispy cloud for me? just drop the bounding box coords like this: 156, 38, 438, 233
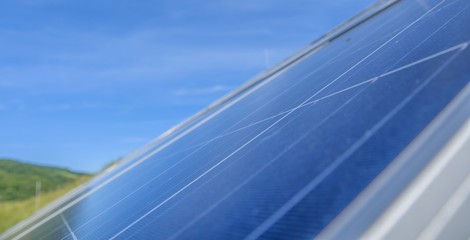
38, 103, 72, 112
0, 27, 285, 95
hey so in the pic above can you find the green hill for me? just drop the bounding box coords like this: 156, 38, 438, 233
0, 159, 93, 233
0, 159, 91, 201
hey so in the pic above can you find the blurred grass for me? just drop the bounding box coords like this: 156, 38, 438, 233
0, 159, 97, 234
0, 172, 93, 233
0, 159, 90, 201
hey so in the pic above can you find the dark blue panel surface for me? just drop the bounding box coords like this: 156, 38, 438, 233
5, 0, 470, 239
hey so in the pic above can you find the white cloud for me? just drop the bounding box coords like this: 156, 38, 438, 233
38, 104, 72, 112
0, 27, 285, 94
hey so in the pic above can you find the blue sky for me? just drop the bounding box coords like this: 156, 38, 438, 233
0, 0, 375, 173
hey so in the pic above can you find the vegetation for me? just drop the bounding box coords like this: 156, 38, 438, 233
0, 159, 90, 201
0, 159, 93, 233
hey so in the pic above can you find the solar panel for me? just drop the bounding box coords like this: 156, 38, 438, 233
3, 0, 470, 239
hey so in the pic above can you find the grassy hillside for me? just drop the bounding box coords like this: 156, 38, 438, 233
0, 159, 90, 201
0, 159, 93, 233
0, 176, 92, 233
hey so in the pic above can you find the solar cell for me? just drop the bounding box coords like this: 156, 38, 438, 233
3, 0, 470, 239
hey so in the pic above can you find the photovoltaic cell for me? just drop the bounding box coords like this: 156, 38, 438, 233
3, 0, 470, 239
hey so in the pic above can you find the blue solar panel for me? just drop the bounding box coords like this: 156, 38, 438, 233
3, 0, 470, 239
